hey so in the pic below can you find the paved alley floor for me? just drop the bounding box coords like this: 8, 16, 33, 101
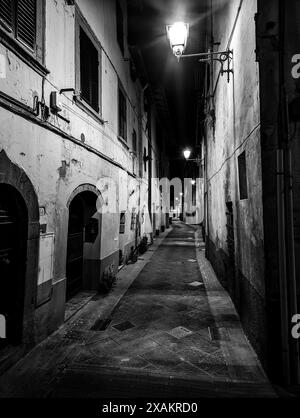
0, 222, 275, 398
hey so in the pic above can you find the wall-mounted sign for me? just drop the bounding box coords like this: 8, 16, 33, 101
85, 218, 98, 243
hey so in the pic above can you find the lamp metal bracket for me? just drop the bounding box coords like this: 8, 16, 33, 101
181, 50, 233, 83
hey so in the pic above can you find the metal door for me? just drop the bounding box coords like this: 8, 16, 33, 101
226, 202, 236, 297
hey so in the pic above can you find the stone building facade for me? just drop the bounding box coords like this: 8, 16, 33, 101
204, 0, 300, 384
0, 0, 169, 371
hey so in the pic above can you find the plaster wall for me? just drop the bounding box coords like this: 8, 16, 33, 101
206, 0, 266, 359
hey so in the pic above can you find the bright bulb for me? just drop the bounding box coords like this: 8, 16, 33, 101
191, 180, 196, 185
167, 22, 189, 58
183, 149, 191, 160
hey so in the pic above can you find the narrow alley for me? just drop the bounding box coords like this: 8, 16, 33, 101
1, 0, 300, 406
0, 222, 274, 398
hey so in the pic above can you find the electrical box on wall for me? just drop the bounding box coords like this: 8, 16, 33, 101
50, 92, 62, 113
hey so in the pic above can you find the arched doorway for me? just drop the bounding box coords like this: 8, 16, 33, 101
0, 184, 28, 349
66, 191, 99, 300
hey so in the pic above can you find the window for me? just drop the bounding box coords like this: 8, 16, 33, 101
238, 151, 248, 200
80, 28, 99, 112
75, 10, 102, 117
118, 86, 127, 140
119, 211, 126, 234
116, 0, 124, 55
132, 129, 137, 154
0, 0, 44, 62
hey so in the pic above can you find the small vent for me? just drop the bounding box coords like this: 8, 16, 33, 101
112, 321, 135, 332
0, 0, 13, 28
17, 0, 37, 50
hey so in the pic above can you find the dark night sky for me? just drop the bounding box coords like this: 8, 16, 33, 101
128, 0, 208, 171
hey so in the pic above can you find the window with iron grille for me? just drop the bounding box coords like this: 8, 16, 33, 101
0, 0, 44, 61
75, 9, 102, 117
116, 0, 124, 55
118, 86, 127, 140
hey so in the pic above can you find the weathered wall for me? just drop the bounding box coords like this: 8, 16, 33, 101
206, 0, 267, 361
0, 0, 167, 357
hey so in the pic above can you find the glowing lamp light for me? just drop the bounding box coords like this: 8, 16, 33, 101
191, 179, 196, 185
183, 149, 191, 160
166, 22, 189, 60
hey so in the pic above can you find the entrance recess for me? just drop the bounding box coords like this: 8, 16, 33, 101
66, 191, 98, 300
0, 184, 27, 349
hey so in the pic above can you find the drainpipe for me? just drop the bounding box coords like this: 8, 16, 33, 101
205, 0, 214, 256
276, 148, 290, 384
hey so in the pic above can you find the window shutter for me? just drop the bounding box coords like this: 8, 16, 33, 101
116, 1, 124, 55
80, 27, 99, 112
0, 0, 13, 28
118, 88, 127, 140
16, 0, 37, 50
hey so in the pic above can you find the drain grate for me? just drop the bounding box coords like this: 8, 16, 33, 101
167, 326, 193, 339
112, 321, 135, 332
90, 317, 112, 331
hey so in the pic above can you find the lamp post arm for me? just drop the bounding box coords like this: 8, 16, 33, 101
180, 50, 231, 59
180, 50, 233, 82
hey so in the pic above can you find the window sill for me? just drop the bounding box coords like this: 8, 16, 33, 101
118, 135, 129, 150
74, 97, 104, 125
0, 27, 49, 77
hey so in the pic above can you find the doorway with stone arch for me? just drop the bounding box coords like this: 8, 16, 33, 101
0, 150, 40, 354
66, 186, 101, 301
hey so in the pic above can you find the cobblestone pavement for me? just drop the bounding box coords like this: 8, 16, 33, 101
0, 222, 275, 398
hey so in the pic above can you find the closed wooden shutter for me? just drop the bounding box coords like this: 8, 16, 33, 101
0, 0, 13, 28
16, 0, 37, 50
118, 88, 127, 140
80, 27, 99, 112
116, 0, 124, 55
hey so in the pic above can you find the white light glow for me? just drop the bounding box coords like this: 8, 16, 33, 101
191, 180, 196, 185
167, 22, 189, 58
183, 149, 191, 160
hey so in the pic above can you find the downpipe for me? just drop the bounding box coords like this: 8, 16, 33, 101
276, 149, 290, 384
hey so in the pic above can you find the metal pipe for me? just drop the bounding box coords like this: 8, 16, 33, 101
276, 148, 291, 384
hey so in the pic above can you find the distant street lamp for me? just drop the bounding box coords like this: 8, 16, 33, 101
166, 21, 233, 81
183, 149, 191, 160
183, 148, 203, 167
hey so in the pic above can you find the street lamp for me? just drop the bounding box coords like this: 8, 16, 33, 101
183, 148, 203, 167
166, 22, 189, 61
183, 148, 191, 160
166, 21, 233, 81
